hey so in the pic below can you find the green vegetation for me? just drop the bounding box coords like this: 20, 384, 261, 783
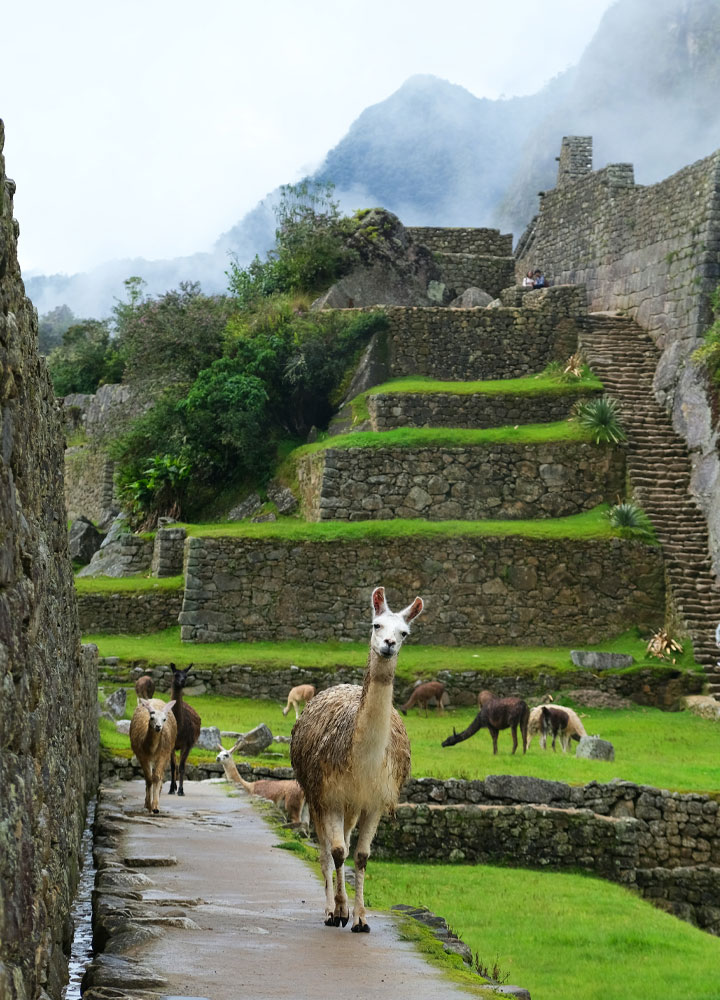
692, 281, 720, 386
179, 505, 625, 541
573, 395, 627, 444
48, 319, 125, 395
362, 372, 603, 397
75, 575, 183, 594
365, 862, 720, 1000
606, 501, 656, 540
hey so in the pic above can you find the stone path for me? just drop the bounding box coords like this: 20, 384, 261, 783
84, 780, 519, 1000
581, 313, 720, 694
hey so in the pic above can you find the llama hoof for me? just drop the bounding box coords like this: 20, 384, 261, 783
340, 915, 349, 927
177, 788, 184, 797
351, 920, 370, 933
169, 788, 176, 795
324, 916, 337, 927
153, 808, 159, 814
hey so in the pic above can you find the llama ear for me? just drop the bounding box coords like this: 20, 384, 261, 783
166, 700, 176, 711
216, 742, 224, 751
139, 698, 149, 709
401, 597, 424, 622
371, 587, 388, 616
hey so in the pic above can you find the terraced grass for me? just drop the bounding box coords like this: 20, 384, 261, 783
75, 574, 183, 594
179, 504, 631, 541
365, 862, 720, 1000
86, 626, 696, 677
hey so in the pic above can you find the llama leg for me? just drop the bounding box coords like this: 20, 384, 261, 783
521, 720, 528, 754
177, 746, 191, 795
169, 750, 178, 794
489, 725, 499, 754
351, 808, 382, 933
323, 811, 349, 926
511, 724, 519, 754
316, 828, 337, 924
294, 702, 300, 721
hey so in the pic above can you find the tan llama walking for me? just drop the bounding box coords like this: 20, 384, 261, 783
291, 586, 423, 932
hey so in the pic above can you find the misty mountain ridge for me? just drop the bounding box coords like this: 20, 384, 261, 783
26, 0, 720, 318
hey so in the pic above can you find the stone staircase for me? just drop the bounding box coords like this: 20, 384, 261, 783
580, 313, 720, 693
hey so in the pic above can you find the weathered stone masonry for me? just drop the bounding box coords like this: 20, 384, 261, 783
0, 122, 99, 1000
77, 588, 183, 634
179, 534, 664, 645
296, 441, 624, 522
517, 138, 720, 578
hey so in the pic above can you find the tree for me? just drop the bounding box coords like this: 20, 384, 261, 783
47, 319, 125, 396
38, 304, 76, 355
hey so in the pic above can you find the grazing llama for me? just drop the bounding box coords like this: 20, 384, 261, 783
442, 693, 529, 754
134, 675, 156, 699
526, 704, 587, 751
399, 680, 447, 716
168, 664, 201, 796
282, 683, 316, 720
291, 586, 423, 932
215, 741, 308, 824
129, 698, 177, 814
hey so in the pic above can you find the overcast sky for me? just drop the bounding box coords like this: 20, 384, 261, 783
2, 0, 615, 276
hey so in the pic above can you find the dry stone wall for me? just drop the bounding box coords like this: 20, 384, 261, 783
77, 588, 183, 634
384, 286, 585, 380
367, 387, 599, 430
179, 534, 664, 645
0, 122, 99, 1000
517, 140, 720, 577
436, 254, 515, 299
64, 446, 115, 523
296, 441, 624, 522
406, 227, 513, 256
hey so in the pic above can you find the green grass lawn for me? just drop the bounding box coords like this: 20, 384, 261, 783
364, 862, 720, 1000
361, 373, 604, 397
101, 687, 718, 794
86, 626, 697, 679
75, 574, 183, 594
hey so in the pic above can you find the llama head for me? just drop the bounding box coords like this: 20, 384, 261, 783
140, 698, 176, 732
215, 742, 233, 763
171, 662, 193, 688
370, 586, 424, 659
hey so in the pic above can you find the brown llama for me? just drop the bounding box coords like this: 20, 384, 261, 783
540, 705, 570, 752
282, 683, 316, 720
129, 698, 177, 814
442, 694, 529, 754
134, 675, 156, 699
215, 741, 308, 825
291, 586, 423, 932
399, 680, 447, 716
526, 704, 587, 751
168, 663, 201, 796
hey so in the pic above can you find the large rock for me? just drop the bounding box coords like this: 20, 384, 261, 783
575, 736, 615, 761
103, 688, 127, 719
231, 723, 273, 756
483, 774, 570, 804
570, 650, 635, 671
267, 482, 298, 515
197, 725, 222, 750
683, 695, 720, 721
228, 492, 262, 521
449, 287, 494, 308
311, 208, 453, 309
68, 516, 103, 563
76, 531, 153, 577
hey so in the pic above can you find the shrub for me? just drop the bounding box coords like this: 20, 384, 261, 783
47, 319, 125, 395
573, 395, 627, 444
605, 502, 655, 540
119, 453, 191, 526
692, 282, 720, 383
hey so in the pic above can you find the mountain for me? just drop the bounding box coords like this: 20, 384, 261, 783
26, 0, 720, 318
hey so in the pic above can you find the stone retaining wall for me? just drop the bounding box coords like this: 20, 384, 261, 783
0, 121, 99, 1000
434, 253, 515, 299
296, 441, 624, 521
384, 286, 585, 381
635, 865, 720, 935
367, 388, 600, 430
78, 588, 182, 634
64, 446, 115, 522
516, 141, 720, 577
95, 659, 702, 710
407, 226, 513, 256
150, 526, 186, 577
179, 534, 664, 644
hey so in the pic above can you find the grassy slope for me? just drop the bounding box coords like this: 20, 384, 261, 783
360, 373, 604, 397
100, 689, 717, 794
75, 574, 183, 593
365, 862, 720, 1000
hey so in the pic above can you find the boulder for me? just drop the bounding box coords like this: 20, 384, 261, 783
76, 531, 153, 577
231, 723, 273, 756
311, 208, 453, 309
103, 689, 127, 719
483, 774, 570, 805
449, 286, 494, 308
570, 650, 635, 671
575, 736, 615, 761
683, 695, 720, 721
228, 492, 262, 521
68, 516, 103, 563
267, 482, 298, 515
197, 726, 222, 750
115, 719, 131, 736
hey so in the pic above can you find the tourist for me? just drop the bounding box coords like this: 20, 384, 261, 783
533, 269, 547, 288
522, 270, 535, 288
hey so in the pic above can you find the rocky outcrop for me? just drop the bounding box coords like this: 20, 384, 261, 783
311, 209, 452, 309
0, 120, 99, 1000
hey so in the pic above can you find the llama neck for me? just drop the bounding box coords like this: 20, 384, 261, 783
141, 726, 163, 754
353, 647, 397, 761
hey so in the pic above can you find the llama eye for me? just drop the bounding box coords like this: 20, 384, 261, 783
373, 623, 381, 630
401, 631, 408, 638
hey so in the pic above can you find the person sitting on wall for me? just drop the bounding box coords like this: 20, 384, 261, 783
533, 269, 548, 288
522, 270, 535, 288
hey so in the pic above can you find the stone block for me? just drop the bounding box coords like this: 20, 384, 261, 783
570, 651, 636, 671
575, 736, 615, 761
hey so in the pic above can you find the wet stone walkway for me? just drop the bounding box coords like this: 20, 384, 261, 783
83, 780, 528, 1000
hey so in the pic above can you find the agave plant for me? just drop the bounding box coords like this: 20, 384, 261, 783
563, 351, 586, 379
574, 395, 627, 444
646, 627, 683, 662
605, 501, 655, 539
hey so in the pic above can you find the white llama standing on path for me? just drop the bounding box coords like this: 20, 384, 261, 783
291, 586, 423, 933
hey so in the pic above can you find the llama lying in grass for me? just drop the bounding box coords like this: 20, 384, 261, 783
129, 698, 177, 814
169, 664, 201, 796
282, 683, 316, 720
526, 704, 587, 752
442, 693, 529, 754
399, 680, 447, 716
291, 586, 423, 932
134, 675, 155, 699
215, 741, 308, 825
